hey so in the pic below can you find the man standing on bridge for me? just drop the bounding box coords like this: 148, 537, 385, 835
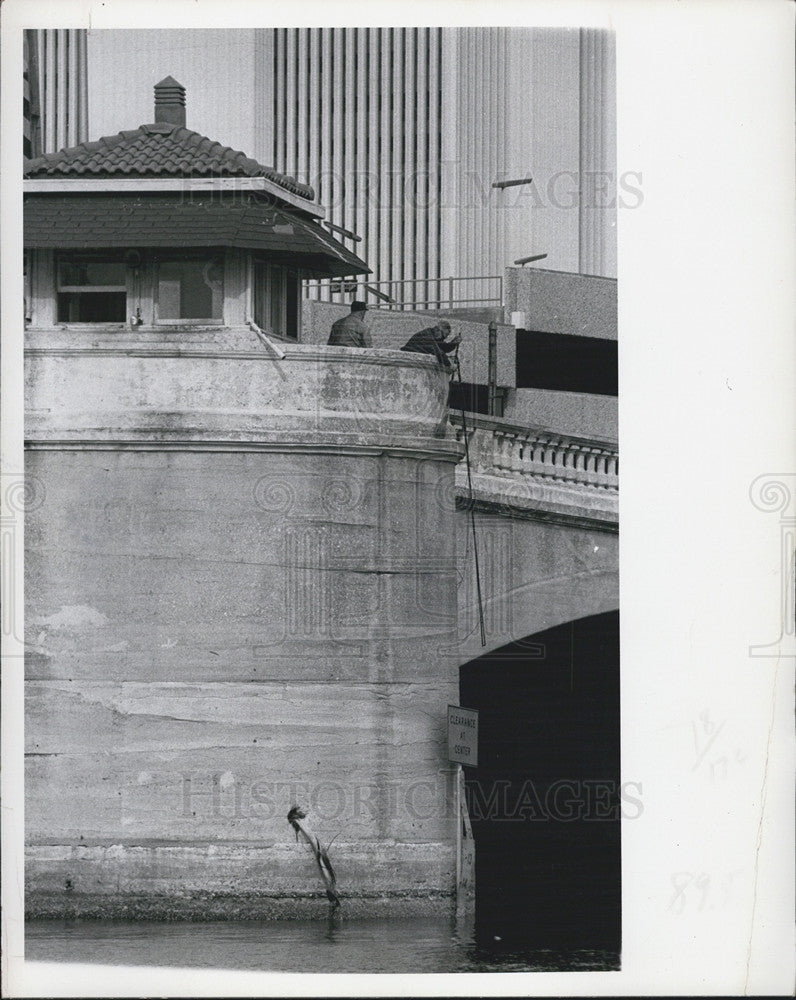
400, 320, 462, 371
327, 300, 372, 348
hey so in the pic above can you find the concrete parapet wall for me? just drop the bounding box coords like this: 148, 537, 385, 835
504, 266, 617, 340
25, 328, 456, 446
503, 387, 618, 441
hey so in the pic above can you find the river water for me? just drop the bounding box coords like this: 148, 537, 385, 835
26, 917, 618, 974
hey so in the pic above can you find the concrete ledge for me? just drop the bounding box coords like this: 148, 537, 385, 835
456, 472, 618, 531
26, 842, 456, 913
25, 336, 454, 445
26, 892, 455, 922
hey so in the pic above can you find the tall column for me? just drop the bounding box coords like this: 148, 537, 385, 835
252, 29, 274, 170
578, 28, 617, 278
35, 28, 88, 152
438, 29, 460, 287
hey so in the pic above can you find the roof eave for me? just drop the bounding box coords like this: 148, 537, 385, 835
23, 175, 325, 219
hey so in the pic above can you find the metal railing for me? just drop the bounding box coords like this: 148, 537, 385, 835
304, 274, 503, 311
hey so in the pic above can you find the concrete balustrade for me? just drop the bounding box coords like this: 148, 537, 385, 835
449, 413, 618, 526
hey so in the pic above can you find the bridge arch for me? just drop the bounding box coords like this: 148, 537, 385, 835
458, 609, 621, 959
455, 508, 619, 662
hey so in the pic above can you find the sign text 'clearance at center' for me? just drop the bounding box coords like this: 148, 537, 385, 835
447, 704, 479, 767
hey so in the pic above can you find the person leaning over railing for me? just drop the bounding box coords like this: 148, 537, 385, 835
399, 320, 462, 371
327, 300, 372, 348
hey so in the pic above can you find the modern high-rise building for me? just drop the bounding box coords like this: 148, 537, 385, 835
28, 27, 616, 302
24, 29, 89, 159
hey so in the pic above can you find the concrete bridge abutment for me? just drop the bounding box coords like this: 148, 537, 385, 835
25, 331, 465, 918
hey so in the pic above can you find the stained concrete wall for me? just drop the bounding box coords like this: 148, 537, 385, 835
25, 328, 463, 917
505, 266, 618, 340
502, 388, 618, 440
501, 265, 618, 439
25, 318, 620, 918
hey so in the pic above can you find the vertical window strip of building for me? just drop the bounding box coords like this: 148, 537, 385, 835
366, 27, 380, 301
468, 28, 480, 282
428, 28, 442, 301
401, 29, 416, 302
390, 28, 404, 294
487, 29, 499, 283
296, 30, 309, 185
331, 28, 343, 234
413, 28, 426, 306
345, 28, 358, 264
273, 29, 282, 177
23, 30, 40, 159
308, 28, 320, 199
499, 27, 510, 273
275, 28, 444, 306
578, 28, 614, 277
378, 28, 392, 293
285, 29, 297, 178
33, 29, 88, 155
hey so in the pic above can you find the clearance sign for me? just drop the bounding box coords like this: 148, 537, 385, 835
447, 705, 479, 767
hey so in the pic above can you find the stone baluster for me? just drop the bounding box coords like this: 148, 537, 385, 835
560, 446, 577, 484
552, 440, 568, 481
467, 425, 485, 473
530, 436, 547, 478
518, 433, 534, 476
491, 429, 508, 474
508, 434, 523, 475
583, 448, 597, 486
499, 430, 516, 475
571, 445, 587, 480
597, 449, 609, 486
542, 440, 557, 478
546, 440, 560, 481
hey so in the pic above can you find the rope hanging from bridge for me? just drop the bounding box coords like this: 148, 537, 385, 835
452, 346, 487, 648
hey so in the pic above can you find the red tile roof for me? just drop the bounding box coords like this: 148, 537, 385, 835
23, 122, 315, 200
24, 193, 369, 277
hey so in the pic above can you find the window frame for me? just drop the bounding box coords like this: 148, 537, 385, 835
152, 252, 226, 327
252, 260, 302, 341
54, 252, 129, 328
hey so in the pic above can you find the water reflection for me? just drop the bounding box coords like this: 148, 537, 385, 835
324, 909, 343, 944
26, 916, 619, 973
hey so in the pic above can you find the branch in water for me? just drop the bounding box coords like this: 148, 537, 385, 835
287, 805, 341, 908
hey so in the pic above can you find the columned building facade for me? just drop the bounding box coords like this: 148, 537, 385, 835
24, 29, 89, 159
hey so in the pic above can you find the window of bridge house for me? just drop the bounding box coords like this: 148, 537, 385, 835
56, 255, 127, 324
253, 262, 300, 340
155, 256, 224, 324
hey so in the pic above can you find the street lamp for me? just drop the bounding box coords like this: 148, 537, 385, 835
491, 176, 533, 189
